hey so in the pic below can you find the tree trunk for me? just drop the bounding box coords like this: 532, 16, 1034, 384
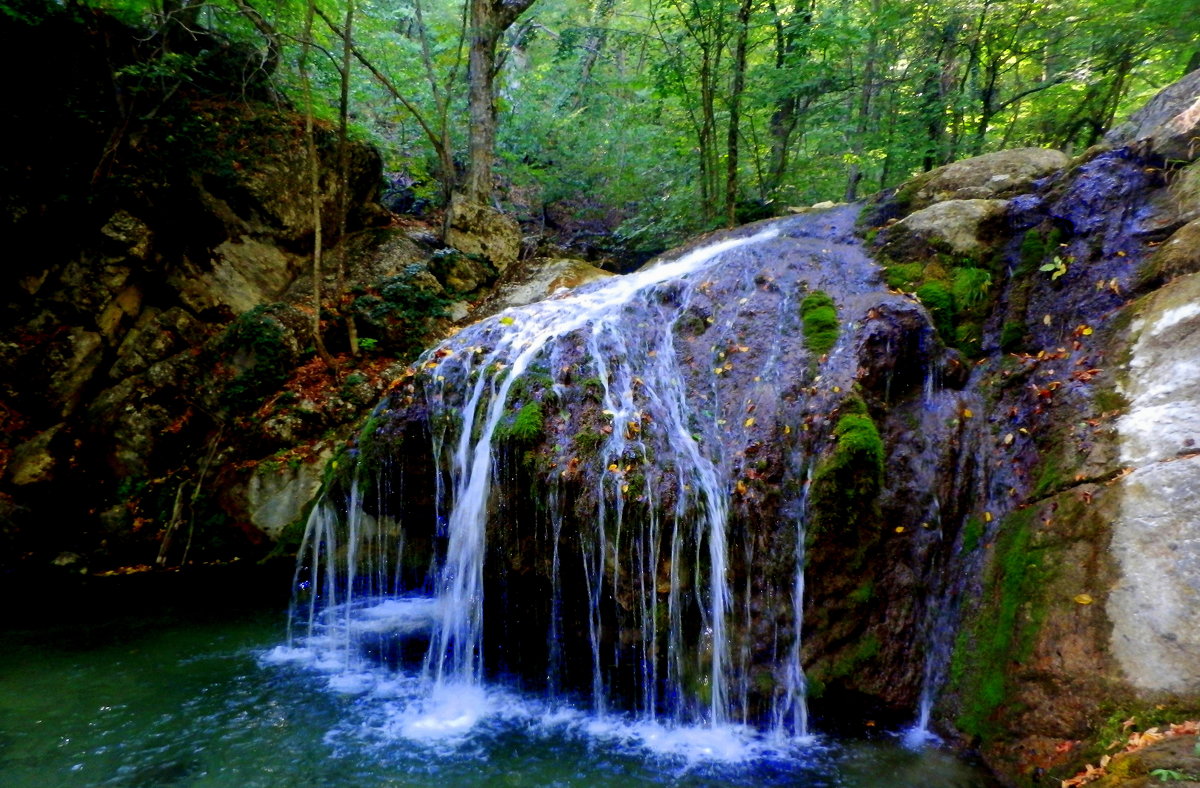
725, 0, 753, 225
461, 0, 537, 206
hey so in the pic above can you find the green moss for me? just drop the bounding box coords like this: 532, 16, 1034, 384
948, 507, 1048, 741
801, 291, 840, 356
497, 400, 544, 444
916, 281, 955, 344
809, 398, 885, 539
1000, 321, 1027, 352
961, 515, 984, 553
952, 267, 992, 309
885, 262, 925, 290
829, 634, 882, 679
1094, 388, 1130, 414
848, 580, 874, 605
1032, 450, 1068, 498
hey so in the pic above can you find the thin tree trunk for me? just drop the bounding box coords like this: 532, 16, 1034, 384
725, 0, 752, 225
337, 0, 358, 355
301, 0, 335, 370
461, 0, 537, 206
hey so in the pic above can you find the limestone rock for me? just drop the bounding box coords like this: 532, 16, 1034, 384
1139, 217, 1200, 289
913, 147, 1067, 206
478, 256, 612, 317
244, 446, 333, 539
99, 210, 152, 261
445, 196, 521, 271
1108, 456, 1200, 695
1106, 68, 1200, 162
47, 328, 103, 418
6, 423, 65, 485
169, 237, 299, 315
882, 198, 1010, 258
1118, 272, 1200, 466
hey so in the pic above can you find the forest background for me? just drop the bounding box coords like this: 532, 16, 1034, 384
10, 0, 1200, 253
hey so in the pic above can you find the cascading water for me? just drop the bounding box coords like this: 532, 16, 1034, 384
279, 206, 978, 758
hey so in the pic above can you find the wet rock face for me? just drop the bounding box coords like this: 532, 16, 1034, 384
321, 207, 975, 728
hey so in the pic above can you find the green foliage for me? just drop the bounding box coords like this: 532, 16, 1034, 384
353, 265, 451, 358
1040, 255, 1070, 280
1150, 769, 1199, 783
800, 291, 839, 357
218, 304, 293, 413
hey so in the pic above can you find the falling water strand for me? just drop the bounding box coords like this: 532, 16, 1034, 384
417, 228, 780, 700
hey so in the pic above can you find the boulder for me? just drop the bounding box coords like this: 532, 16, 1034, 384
445, 196, 521, 271
1138, 217, 1200, 290
168, 237, 300, 316
912, 147, 1068, 207
1118, 272, 1200, 466
6, 423, 65, 485
243, 446, 333, 539
1106, 68, 1200, 162
881, 198, 1010, 258
477, 256, 612, 316
1107, 271, 1200, 696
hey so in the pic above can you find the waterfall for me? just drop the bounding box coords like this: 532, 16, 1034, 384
283, 206, 954, 748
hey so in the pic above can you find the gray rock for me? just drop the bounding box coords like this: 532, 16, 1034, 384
6, 423, 65, 486
445, 196, 521, 271
244, 446, 333, 539
884, 199, 1010, 257
477, 256, 612, 317
1108, 455, 1200, 694
915, 147, 1067, 206
1106, 68, 1200, 162
1118, 272, 1200, 466
169, 238, 299, 315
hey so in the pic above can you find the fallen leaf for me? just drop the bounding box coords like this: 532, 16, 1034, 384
1074, 594, 1094, 605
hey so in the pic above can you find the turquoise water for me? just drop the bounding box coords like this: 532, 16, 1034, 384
0, 601, 996, 787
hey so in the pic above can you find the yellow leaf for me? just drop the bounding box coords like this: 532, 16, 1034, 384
735, 480, 748, 494
783, 425, 791, 434
984, 511, 993, 523
1074, 594, 1094, 605
744, 417, 756, 428
499, 316, 515, 325
894, 526, 906, 534
608, 463, 619, 473
1082, 326, 1093, 336
1004, 432, 1014, 445
962, 408, 974, 419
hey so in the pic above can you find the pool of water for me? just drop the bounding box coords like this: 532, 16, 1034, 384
0, 599, 997, 787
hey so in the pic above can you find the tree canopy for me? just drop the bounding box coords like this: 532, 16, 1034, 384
20, 0, 1200, 250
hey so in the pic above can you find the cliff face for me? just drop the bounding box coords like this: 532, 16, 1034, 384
867, 70, 1200, 786
0, 8, 479, 574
